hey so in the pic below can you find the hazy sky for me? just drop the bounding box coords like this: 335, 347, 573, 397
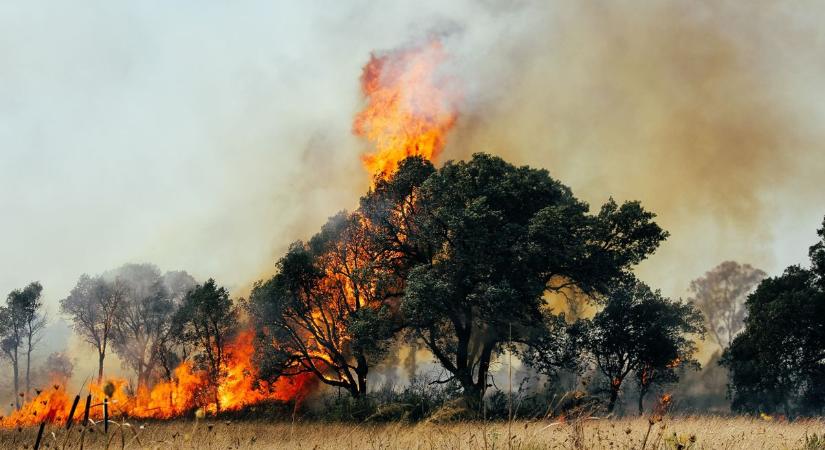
2, 0, 824, 335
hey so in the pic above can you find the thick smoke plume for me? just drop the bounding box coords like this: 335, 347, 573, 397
437, 1, 825, 296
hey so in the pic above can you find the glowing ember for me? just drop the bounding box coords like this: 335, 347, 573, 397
353, 39, 460, 179
0, 331, 316, 427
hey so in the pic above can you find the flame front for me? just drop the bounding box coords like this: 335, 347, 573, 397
353, 39, 460, 178
0, 331, 316, 428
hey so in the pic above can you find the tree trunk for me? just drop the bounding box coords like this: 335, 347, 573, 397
607, 386, 620, 414
475, 343, 494, 398
13, 353, 20, 410
638, 388, 647, 415
25, 338, 32, 395
460, 382, 484, 411
356, 356, 368, 397
98, 351, 105, 384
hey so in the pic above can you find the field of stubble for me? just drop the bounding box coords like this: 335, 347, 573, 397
1, 416, 824, 450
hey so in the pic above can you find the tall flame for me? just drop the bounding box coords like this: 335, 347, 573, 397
353, 40, 460, 178
0, 331, 316, 428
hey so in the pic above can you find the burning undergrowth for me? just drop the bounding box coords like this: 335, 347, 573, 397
0, 331, 316, 428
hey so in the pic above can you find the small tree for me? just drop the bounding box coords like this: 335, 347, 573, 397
1, 282, 46, 408
689, 261, 766, 349
172, 279, 237, 412
60, 275, 127, 383
577, 276, 704, 414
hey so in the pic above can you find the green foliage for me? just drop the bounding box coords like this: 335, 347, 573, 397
252, 153, 690, 411
0, 281, 46, 406
722, 216, 825, 416
309, 374, 462, 422
172, 278, 237, 403
572, 275, 704, 413
375, 153, 667, 400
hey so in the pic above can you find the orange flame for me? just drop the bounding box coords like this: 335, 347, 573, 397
353, 39, 460, 179
0, 330, 316, 428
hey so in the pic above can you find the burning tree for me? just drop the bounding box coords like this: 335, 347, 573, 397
250, 212, 398, 398
171, 278, 238, 412
574, 275, 704, 414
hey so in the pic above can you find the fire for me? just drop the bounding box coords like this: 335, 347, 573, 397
353, 39, 460, 178
0, 331, 316, 428
666, 357, 682, 369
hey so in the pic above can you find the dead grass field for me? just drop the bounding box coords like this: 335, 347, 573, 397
2, 416, 824, 450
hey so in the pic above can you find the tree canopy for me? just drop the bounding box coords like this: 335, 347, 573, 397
388, 154, 668, 401
60, 275, 128, 383
571, 275, 704, 414
722, 217, 825, 416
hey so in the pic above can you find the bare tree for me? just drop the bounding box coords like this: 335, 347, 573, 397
109, 264, 170, 390
108, 264, 195, 390
60, 275, 127, 383
689, 261, 766, 349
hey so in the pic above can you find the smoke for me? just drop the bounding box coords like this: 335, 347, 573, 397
437, 0, 825, 296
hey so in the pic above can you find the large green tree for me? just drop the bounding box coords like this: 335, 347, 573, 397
362, 154, 668, 403
722, 216, 825, 416
572, 276, 703, 414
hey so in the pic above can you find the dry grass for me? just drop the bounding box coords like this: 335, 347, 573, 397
1, 416, 824, 450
